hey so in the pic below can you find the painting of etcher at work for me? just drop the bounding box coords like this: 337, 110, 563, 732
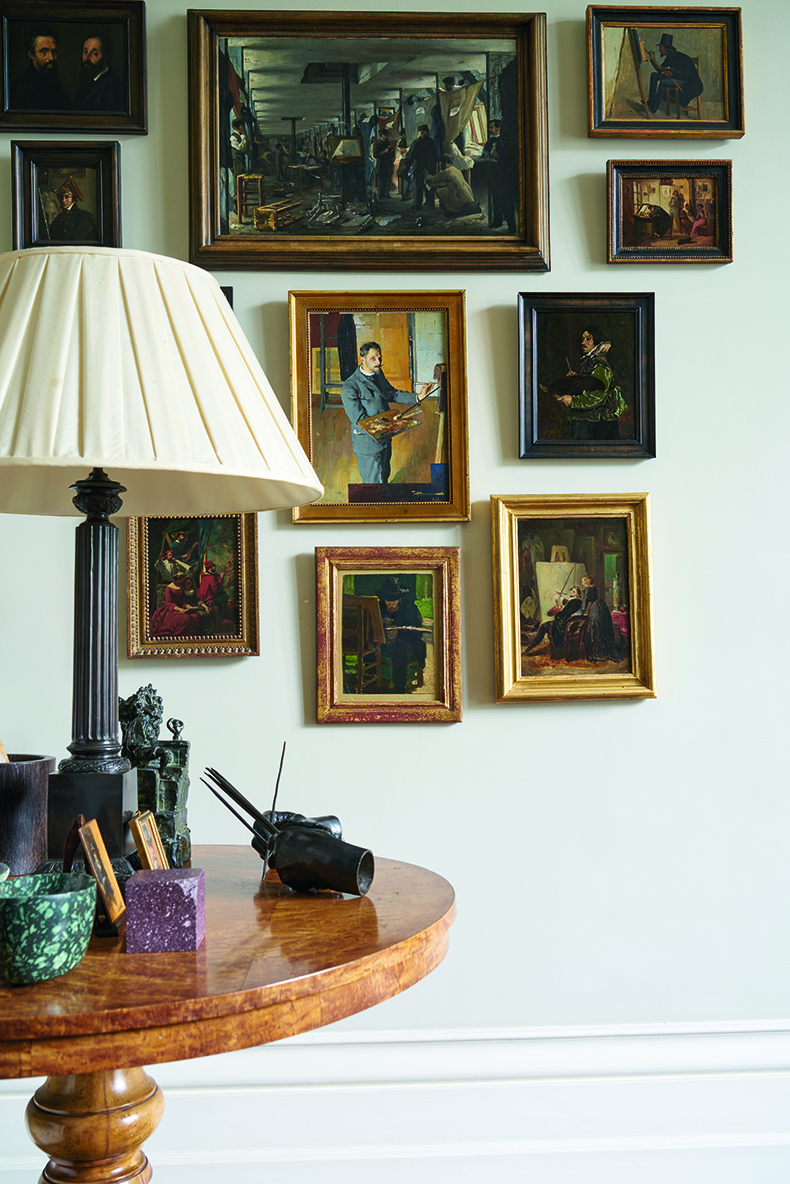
290, 291, 469, 523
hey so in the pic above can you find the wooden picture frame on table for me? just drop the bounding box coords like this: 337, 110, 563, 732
290, 290, 469, 523
78, 819, 125, 926
316, 546, 461, 723
518, 292, 655, 460
126, 513, 259, 659
187, 9, 549, 272
128, 811, 169, 871
608, 159, 732, 263
587, 6, 744, 139
11, 140, 121, 249
0, 2, 147, 134
491, 493, 655, 703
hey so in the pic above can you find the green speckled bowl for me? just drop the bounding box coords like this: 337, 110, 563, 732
0, 873, 96, 985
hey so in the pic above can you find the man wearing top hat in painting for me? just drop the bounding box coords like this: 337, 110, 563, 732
376, 578, 427, 694
646, 33, 703, 115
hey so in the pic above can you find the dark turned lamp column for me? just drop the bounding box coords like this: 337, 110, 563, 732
48, 469, 137, 861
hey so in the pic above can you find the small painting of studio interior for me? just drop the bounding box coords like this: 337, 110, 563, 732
519, 517, 632, 677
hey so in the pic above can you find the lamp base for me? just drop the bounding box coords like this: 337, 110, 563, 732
47, 770, 138, 862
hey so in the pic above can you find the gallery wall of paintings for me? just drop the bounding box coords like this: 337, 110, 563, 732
2, 1, 789, 1176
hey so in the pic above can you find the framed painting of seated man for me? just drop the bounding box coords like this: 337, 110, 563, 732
290, 291, 469, 524
315, 546, 461, 723
491, 493, 655, 702
126, 513, 259, 659
586, 6, 744, 139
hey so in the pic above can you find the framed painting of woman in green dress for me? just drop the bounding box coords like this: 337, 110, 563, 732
518, 292, 655, 459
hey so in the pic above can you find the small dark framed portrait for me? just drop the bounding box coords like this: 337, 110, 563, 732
518, 293, 655, 460
608, 159, 732, 264
587, 6, 744, 140
12, 140, 120, 248
1, 2, 147, 134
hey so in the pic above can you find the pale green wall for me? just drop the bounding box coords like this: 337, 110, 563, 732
0, 0, 786, 1035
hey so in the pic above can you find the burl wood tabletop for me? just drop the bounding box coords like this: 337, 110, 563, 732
0, 845, 456, 1078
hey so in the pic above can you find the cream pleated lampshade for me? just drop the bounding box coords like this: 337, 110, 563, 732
0, 246, 323, 516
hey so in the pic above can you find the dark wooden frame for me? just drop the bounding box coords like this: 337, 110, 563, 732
187, 9, 550, 272
316, 546, 462, 723
290, 290, 469, 524
518, 292, 655, 460
11, 139, 121, 249
587, 6, 744, 139
608, 158, 732, 263
491, 493, 656, 702
1, 2, 147, 134
126, 513, 259, 659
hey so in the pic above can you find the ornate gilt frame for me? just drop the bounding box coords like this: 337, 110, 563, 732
316, 546, 462, 723
188, 9, 549, 271
491, 493, 655, 702
126, 513, 259, 659
290, 290, 469, 523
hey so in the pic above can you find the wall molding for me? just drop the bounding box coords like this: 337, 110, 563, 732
3, 1023, 790, 1182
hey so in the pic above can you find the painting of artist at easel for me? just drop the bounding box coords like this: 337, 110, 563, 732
289, 290, 469, 524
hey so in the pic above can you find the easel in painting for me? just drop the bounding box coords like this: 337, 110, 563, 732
610, 27, 651, 119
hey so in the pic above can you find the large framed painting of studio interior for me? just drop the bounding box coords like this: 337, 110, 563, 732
316, 546, 462, 723
518, 293, 655, 459
491, 494, 655, 702
126, 513, 259, 659
587, 6, 744, 139
187, 10, 549, 271
290, 291, 469, 523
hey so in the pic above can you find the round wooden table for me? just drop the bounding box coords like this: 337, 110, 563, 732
0, 845, 456, 1184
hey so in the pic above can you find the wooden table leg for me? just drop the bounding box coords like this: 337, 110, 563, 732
24, 1067, 164, 1183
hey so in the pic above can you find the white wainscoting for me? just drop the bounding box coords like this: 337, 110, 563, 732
2, 1023, 790, 1184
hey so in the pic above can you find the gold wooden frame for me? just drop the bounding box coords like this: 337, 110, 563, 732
78, 819, 125, 926
188, 9, 549, 272
290, 290, 469, 523
491, 493, 655, 702
316, 546, 462, 723
128, 811, 169, 871
126, 513, 259, 659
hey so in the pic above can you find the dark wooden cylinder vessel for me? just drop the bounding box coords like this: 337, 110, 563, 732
0, 755, 54, 875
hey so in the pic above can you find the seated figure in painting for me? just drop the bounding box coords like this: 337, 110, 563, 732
150, 573, 203, 638
523, 587, 583, 656
377, 577, 427, 694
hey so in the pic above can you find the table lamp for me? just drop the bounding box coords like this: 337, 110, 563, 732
0, 246, 323, 861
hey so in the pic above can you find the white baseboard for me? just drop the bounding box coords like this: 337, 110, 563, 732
3, 1023, 790, 1184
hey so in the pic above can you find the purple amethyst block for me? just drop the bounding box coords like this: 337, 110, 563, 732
126, 868, 205, 953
